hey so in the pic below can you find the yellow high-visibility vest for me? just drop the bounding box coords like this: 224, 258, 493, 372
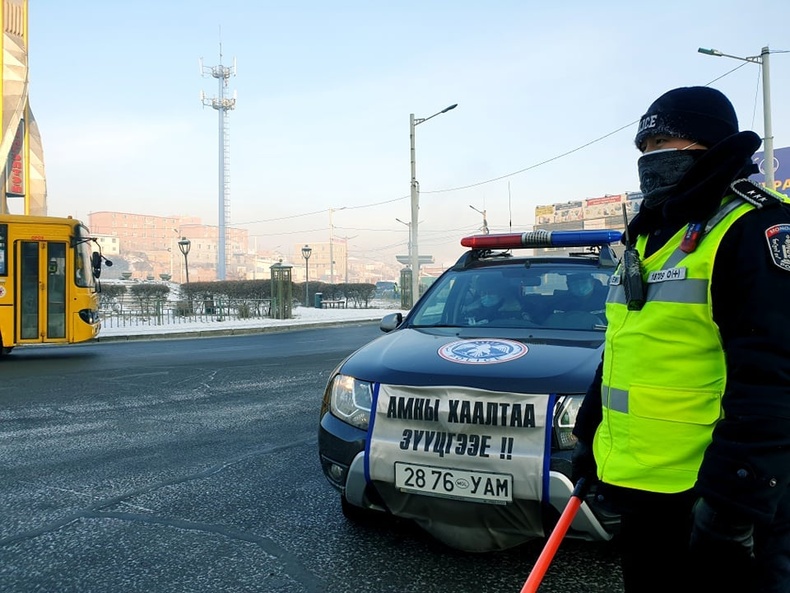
594, 194, 762, 493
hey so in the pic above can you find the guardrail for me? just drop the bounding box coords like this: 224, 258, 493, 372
99, 298, 272, 329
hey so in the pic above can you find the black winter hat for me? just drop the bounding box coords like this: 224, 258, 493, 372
634, 86, 739, 150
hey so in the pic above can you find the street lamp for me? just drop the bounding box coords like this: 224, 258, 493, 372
409, 103, 457, 308
698, 45, 775, 189
395, 217, 411, 246
469, 204, 489, 234
178, 237, 191, 284
301, 244, 312, 307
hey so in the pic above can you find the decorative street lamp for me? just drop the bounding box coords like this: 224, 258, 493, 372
409, 103, 457, 308
301, 244, 312, 307
178, 237, 191, 284
698, 45, 776, 188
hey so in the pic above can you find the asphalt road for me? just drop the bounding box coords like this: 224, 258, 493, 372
0, 324, 623, 592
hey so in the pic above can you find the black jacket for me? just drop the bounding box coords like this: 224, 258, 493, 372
574, 134, 790, 523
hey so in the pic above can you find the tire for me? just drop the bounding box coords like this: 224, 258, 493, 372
340, 495, 383, 524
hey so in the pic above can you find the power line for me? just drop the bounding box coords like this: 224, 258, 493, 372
234, 62, 769, 230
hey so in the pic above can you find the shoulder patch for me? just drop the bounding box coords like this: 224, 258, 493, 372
765, 224, 790, 272
731, 178, 782, 209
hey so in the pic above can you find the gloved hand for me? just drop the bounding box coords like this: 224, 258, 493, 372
570, 439, 597, 485
688, 498, 755, 590
689, 498, 755, 558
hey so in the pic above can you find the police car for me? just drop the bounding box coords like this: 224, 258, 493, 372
318, 230, 622, 552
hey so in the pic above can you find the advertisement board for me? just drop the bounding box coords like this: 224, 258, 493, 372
552, 201, 583, 224
5, 122, 25, 198
583, 194, 624, 219
534, 205, 554, 225
752, 146, 790, 195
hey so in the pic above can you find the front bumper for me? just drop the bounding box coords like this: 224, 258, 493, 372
318, 411, 617, 550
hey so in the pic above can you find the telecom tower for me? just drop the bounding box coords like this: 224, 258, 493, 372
200, 46, 236, 280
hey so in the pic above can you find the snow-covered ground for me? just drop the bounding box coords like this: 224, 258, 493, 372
98, 305, 408, 338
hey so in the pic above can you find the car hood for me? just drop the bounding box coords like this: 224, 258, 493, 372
339, 327, 604, 394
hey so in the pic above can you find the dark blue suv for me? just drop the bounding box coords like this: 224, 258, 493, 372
318, 230, 621, 552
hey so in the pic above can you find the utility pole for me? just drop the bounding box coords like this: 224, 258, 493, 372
409, 104, 457, 307
336, 234, 358, 283
329, 209, 335, 284
698, 45, 776, 189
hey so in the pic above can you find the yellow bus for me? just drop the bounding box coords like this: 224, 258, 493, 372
0, 214, 110, 356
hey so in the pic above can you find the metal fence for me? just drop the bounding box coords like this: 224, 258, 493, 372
99, 298, 273, 329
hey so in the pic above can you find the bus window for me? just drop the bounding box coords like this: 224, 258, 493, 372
75, 240, 94, 288
20, 242, 39, 339
0, 223, 7, 276
47, 243, 66, 339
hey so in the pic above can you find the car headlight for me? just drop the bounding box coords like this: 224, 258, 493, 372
78, 309, 101, 324
329, 374, 373, 430
553, 394, 583, 450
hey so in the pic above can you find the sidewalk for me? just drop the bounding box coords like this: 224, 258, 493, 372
96, 305, 407, 342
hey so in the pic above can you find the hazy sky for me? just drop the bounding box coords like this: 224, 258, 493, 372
27, 0, 790, 266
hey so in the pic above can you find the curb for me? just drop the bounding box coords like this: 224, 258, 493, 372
93, 318, 384, 343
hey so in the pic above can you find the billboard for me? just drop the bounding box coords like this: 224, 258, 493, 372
535, 204, 554, 225
583, 194, 624, 219
552, 200, 583, 224
752, 146, 790, 195
5, 122, 25, 198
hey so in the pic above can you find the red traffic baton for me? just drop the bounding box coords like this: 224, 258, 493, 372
519, 478, 591, 593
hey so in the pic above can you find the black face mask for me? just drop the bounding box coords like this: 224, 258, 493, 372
637, 148, 706, 209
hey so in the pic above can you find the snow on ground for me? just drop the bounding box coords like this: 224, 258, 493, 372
98, 305, 408, 338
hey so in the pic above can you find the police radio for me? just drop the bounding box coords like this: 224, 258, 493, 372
621, 204, 645, 311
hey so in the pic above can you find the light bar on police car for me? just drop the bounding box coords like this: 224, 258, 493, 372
461, 229, 622, 250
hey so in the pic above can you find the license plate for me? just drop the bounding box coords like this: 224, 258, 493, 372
394, 462, 513, 504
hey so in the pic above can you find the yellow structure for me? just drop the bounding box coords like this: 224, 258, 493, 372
0, 0, 46, 216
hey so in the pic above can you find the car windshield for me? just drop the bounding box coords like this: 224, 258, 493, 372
409, 264, 610, 330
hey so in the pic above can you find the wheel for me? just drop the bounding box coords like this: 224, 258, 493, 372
340, 495, 383, 524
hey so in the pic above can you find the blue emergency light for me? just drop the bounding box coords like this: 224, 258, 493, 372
461, 229, 622, 250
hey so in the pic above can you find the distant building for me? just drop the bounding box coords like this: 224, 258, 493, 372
292, 240, 401, 285
534, 192, 642, 234
84, 211, 400, 285
88, 211, 249, 282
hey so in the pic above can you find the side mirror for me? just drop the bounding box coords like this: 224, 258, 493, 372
91, 252, 102, 278
380, 312, 403, 333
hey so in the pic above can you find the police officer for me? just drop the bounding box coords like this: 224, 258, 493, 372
571, 86, 790, 592
555, 273, 608, 314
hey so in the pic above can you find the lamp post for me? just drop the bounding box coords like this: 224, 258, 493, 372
395, 217, 411, 253
469, 204, 489, 234
178, 237, 191, 284
410, 103, 457, 308
698, 46, 775, 189
301, 244, 312, 307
